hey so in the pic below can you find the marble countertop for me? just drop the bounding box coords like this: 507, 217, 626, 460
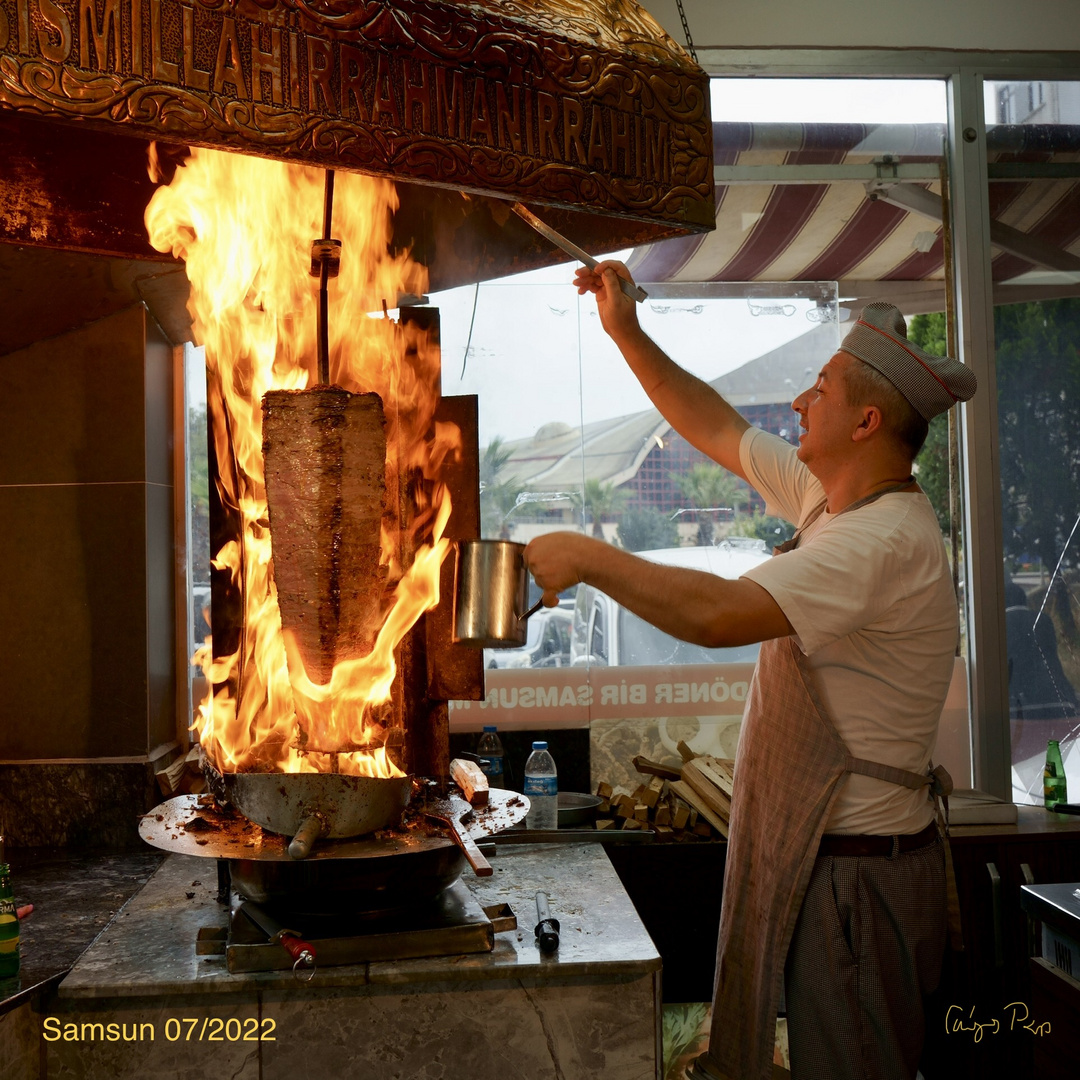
0, 849, 165, 1016
58, 842, 660, 999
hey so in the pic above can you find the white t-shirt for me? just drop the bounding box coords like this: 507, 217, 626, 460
738, 427, 958, 835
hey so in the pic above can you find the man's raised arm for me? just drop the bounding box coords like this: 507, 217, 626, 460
576, 261, 751, 482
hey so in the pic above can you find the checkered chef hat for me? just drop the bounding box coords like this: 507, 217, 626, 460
840, 302, 978, 420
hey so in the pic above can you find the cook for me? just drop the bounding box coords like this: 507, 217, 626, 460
524, 261, 976, 1080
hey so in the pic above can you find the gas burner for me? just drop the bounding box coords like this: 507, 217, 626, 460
144, 790, 525, 972
201, 882, 517, 975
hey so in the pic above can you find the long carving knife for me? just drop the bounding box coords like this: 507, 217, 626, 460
511, 203, 649, 303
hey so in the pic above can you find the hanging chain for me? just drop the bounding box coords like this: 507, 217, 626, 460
674, 0, 698, 64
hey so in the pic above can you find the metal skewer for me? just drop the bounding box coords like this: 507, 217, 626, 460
311, 170, 341, 386
511, 203, 648, 303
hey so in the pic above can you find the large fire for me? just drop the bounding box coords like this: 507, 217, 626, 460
145, 147, 459, 778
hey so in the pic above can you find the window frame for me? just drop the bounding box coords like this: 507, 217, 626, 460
699, 48, 1080, 798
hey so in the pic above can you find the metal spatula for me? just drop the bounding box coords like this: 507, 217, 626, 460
423, 792, 493, 877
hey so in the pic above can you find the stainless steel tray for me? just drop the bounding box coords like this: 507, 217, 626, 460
139, 788, 529, 861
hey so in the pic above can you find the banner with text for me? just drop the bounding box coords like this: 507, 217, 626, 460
448, 663, 756, 731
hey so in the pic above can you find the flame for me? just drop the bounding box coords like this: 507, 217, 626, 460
146, 148, 458, 777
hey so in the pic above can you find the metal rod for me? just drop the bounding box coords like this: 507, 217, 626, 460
940, 155, 962, 650
317, 170, 336, 386
322, 169, 335, 239
511, 203, 648, 303
534, 891, 560, 953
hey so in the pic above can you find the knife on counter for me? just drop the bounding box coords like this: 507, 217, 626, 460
238, 900, 317, 979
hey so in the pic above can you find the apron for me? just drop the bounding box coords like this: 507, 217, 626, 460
694, 484, 962, 1080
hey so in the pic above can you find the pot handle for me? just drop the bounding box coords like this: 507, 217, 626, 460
456, 826, 494, 877
288, 813, 325, 860
517, 597, 544, 623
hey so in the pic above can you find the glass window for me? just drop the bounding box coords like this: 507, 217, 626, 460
984, 80, 1080, 803
441, 277, 838, 782
616, 607, 760, 668
441, 74, 975, 794
590, 605, 607, 665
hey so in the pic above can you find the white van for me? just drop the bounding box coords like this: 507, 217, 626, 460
569, 537, 772, 667
485, 601, 574, 670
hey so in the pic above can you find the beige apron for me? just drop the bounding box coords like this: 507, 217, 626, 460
694, 486, 960, 1080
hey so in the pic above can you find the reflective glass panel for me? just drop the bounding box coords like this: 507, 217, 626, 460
984, 81, 1080, 803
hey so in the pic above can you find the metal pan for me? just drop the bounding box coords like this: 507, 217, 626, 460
139, 790, 532, 913
557, 792, 603, 828
220, 771, 412, 859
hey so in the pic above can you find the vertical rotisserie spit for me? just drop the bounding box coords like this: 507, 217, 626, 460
262, 388, 387, 687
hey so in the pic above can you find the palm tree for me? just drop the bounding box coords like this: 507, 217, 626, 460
480, 436, 513, 487
582, 479, 628, 539
675, 464, 746, 546
478, 436, 523, 537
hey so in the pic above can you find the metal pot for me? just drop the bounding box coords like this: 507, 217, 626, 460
222, 771, 412, 859
453, 539, 541, 648
227, 836, 467, 915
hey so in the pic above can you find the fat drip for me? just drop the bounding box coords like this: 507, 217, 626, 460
262, 387, 387, 685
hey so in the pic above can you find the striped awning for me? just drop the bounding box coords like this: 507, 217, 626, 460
627, 122, 1080, 315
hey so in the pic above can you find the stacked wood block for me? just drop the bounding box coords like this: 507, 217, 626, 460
450, 757, 489, 806
592, 745, 735, 841
155, 746, 206, 797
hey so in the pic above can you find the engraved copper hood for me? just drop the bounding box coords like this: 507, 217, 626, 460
0, 0, 714, 298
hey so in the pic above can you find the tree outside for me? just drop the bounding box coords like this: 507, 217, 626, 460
993, 299, 1080, 574
993, 298, 1080, 690
907, 312, 954, 535
911, 299, 1080, 691
479, 436, 525, 538
617, 506, 679, 551
188, 402, 211, 584
915, 298, 1080, 576
674, 463, 747, 546
729, 511, 796, 547
582, 478, 628, 539
482, 480, 526, 538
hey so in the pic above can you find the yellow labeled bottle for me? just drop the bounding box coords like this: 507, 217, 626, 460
1044, 739, 1068, 811
0, 834, 19, 982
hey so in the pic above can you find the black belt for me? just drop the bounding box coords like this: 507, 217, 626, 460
818, 820, 939, 859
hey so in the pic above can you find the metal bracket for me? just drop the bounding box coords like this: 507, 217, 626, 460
196, 926, 227, 956
481, 902, 517, 934
874, 155, 901, 183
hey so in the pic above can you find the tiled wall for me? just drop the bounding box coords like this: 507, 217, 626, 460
0, 304, 176, 845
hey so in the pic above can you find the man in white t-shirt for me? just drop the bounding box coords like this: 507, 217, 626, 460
524, 264, 976, 1080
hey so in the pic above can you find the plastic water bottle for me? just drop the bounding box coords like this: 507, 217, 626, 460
476, 726, 505, 790
524, 741, 558, 830
1045, 739, 1068, 810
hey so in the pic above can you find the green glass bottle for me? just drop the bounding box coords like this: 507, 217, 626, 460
0, 835, 19, 982
1044, 739, 1068, 811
